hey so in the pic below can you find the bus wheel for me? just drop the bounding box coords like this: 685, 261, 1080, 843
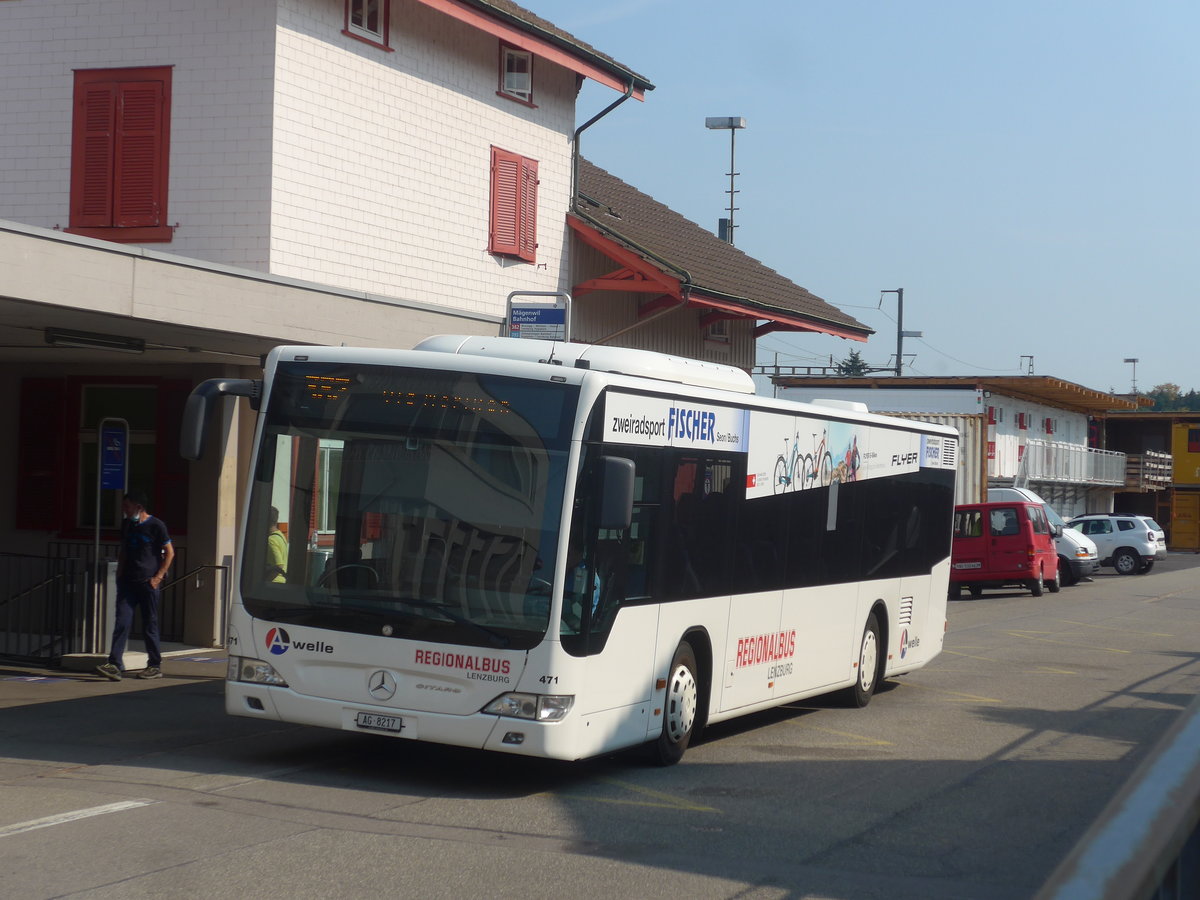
843, 613, 881, 708
652, 642, 699, 766
1047, 567, 1061, 593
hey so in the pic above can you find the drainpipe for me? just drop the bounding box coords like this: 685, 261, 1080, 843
570, 82, 694, 344
571, 81, 634, 208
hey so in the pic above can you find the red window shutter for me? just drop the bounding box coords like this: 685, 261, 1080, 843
71, 84, 118, 228
490, 147, 521, 256
114, 81, 166, 227
518, 156, 538, 263
17, 378, 67, 531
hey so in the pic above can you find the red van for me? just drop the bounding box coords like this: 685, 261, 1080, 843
951, 501, 1061, 598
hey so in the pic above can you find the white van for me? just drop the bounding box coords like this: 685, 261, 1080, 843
987, 487, 1099, 586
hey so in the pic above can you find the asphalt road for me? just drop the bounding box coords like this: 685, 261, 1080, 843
3, 554, 1199, 899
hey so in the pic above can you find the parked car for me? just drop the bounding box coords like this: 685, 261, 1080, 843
1068, 514, 1167, 575
988, 487, 1099, 586
951, 501, 1061, 598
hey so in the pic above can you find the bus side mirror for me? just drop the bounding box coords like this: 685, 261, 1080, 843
1053, 523, 1063, 537
597, 456, 635, 531
180, 378, 261, 461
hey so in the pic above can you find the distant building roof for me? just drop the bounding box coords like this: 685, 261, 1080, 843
435, 1, 654, 96
771, 374, 1137, 414
572, 158, 872, 342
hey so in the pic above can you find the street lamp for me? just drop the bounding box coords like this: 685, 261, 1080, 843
1124, 358, 1139, 394
705, 116, 746, 245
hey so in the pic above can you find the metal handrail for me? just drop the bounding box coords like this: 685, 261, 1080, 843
161, 563, 229, 593
3, 571, 73, 607
1036, 695, 1200, 899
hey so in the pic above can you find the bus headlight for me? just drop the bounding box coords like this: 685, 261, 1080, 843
228, 656, 288, 687
483, 692, 574, 721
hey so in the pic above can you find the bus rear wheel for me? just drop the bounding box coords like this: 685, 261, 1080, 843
651, 642, 699, 766
842, 613, 881, 708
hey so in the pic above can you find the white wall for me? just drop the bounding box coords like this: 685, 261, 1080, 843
270, 0, 577, 317
0, 0, 277, 269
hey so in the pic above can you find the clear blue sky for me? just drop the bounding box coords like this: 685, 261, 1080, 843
534, 0, 1198, 394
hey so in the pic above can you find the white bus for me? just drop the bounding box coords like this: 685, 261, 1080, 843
182, 335, 958, 764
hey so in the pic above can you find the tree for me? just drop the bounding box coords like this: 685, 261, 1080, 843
835, 349, 871, 376
1147, 383, 1185, 410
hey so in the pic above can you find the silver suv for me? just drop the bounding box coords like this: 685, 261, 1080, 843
1068, 514, 1167, 575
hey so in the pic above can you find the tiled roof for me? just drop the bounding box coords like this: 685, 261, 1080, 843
574, 158, 871, 339
464, 1, 653, 91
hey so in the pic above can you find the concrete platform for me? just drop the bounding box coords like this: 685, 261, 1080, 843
60, 643, 221, 673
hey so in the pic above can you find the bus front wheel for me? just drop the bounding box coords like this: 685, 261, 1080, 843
651, 642, 699, 766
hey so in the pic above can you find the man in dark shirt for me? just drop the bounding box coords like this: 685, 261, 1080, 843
96, 489, 174, 681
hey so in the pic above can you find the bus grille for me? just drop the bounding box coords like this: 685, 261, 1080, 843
942, 438, 958, 468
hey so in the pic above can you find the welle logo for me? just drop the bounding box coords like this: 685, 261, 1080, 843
264, 626, 334, 656
265, 627, 290, 655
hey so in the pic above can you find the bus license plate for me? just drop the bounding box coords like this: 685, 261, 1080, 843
954, 561, 982, 569
355, 711, 405, 733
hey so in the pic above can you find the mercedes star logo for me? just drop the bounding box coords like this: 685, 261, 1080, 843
368, 669, 397, 701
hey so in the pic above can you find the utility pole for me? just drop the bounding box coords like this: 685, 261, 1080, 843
880, 289, 920, 376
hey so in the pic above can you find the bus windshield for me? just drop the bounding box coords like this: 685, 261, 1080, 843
241, 361, 578, 650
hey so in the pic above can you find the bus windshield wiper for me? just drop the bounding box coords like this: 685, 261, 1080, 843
395, 597, 511, 648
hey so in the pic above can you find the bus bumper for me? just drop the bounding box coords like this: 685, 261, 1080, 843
225, 681, 607, 761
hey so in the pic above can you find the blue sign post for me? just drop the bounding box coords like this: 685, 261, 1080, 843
96, 418, 130, 646
509, 306, 566, 340
505, 291, 572, 342
100, 423, 128, 491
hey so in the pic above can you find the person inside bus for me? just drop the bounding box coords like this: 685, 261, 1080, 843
266, 505, 287, 583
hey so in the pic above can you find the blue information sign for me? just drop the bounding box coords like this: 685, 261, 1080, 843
100, 423, 128, 491
509, 306, 566, 341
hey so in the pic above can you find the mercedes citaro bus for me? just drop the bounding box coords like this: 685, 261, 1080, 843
182, 335, 958, 764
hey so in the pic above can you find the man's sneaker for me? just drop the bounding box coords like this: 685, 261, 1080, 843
96, 662, 122, 681
137, 666, 162, 680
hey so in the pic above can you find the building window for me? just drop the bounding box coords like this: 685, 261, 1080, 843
17, 377, 190, 534
68, 66, 173, 243
345, 0, 390, 48
489, 147, 538, 263
498, 44, 534, 105
705, 318, 731, 343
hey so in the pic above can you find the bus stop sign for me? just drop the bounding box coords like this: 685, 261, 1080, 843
509, 305, 566, 341
100, 422, 129, 491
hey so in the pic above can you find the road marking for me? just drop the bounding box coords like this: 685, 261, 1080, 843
943, 648, 998, 663
593, 778, 718, 813
899, 681, 1004, 704
0, 800, 156, 837
795, 723, 894, 747
1053, 618, 1171, 638
1005, 630, 1131, 654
